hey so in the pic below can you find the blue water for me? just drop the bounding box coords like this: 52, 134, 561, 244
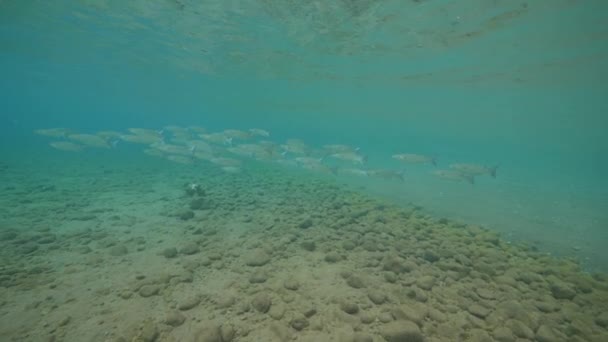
2, 2, 608, 341
1, 1, 607, 269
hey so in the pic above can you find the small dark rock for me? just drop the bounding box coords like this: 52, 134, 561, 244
346, 275, 365, 289
341, 302, 360, 315
284, 278, 300, 291
109, 245, 128, 256
301, 241, 316, 251
421, 250, 440, 263
353, 333, 374, 342
291, 317, 309, 331
180, 243, 199, 255
178, 210, 195, 221
384, 272, 398, 283
298, 218, 313, 229
162, 247, 178, 258
21, 243, 38, 254
550, 283, 576, 300
190, 198, 210, 210
75, 246, 92, 254
0, 231, 18, 241
325, 252, 342, 263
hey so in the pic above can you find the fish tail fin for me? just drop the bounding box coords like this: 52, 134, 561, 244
488, 164, 499, 178
464, 174, 475, 185
431, 157, 438, 167
322, 151, 333, 160
398, 168, 406, 182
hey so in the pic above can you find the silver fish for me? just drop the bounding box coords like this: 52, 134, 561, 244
323, 144, 359, 154
67, 134, 110, 148
432, 170, 475, 184
338, 168, 369, 177
392, 153, 436, 166
49, 141, 83, 152
329, 152, 367, 165
199, 133, 232, 146
35, 128, 71, 138
450, 163, 499, 178
368, 169, 405, 182
249, 128, 270, 137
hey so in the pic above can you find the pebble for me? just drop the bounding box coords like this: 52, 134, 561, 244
178, 210, 195, 220
298, 218, 313, 229
251, 293, 271, 313
380, 320, 424, 342
475, 288, 496, 300
162, 247, 178, 258
283, 278, 300, 291
341, 302, 359, 314
383, 256, 416, 274
248, 271, 268, 284
245, 249, 271, 266
416, 275, 435, 290
324, 252, 342, 263
353, 333, 373, 342
192, 322, 222, 342
492, 326, 514, 342
220, 324, 235, 342
468, 304, 491, 318
178, 296, 201, 310
37, 234, 56, 244
421, 250, 440, 263
0, 231, 17, 241
290, 317, 309, 331
550, 282, 576, 300
346, 275, 365, 289
368, 290, 387, 305
165, 311, 186, 327
215, 295, 236, 309
506, 319, 534, 340
109, 245, 128, 256
535, 325, 561, 342
21, 244, 38, 254
180, 243, 199, 255
300, 241, 316, 251
139, 285, 160, 297
269, 304, 286, 320
58, 316, 71, 327
379, 312, 394, 323
360, 313, 375, 324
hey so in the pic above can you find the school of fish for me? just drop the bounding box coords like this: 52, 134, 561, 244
34, 126, 499, 185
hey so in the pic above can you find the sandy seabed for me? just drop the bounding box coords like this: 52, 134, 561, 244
0, 159, 607, 342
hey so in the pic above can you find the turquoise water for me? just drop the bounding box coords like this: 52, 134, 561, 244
1, 1, 608, 341
2, 0, 606, 267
